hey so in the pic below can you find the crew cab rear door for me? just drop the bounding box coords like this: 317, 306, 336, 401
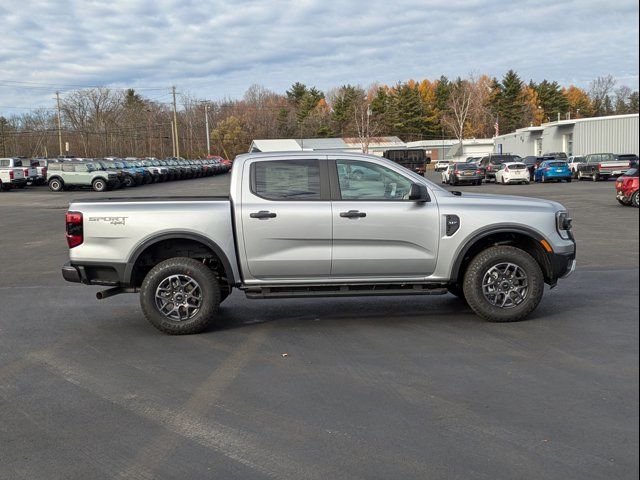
239, 157, 332, 280
328, 157, 439, 278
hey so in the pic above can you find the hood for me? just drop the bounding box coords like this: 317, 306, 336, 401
435, 190, 565, 212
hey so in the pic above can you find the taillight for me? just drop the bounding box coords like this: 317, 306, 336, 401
476, 170, 482, 174
65, 211, 83, 248
42, 167, 47, 177
23, 168, 29, 176
454, 170, 460, 174
9, 170, 14, 180
597, 163, 602, 170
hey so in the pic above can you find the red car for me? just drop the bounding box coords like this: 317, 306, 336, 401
616, 167, 639, 207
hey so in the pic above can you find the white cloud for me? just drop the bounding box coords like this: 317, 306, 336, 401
0, 0, 638, 113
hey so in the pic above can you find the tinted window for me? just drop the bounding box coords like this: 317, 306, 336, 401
490, 155, 515, 164
455, 163, 476, 170
623, 168, 639, 177
48, 163, 61, 171
62, 164, 75, 172
548, 162, 568, 167
252, 160, 321, 200
336, 160, 413, 201
509, 163, 527, 170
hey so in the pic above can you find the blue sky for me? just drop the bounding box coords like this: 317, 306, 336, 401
0, 0, 638, 114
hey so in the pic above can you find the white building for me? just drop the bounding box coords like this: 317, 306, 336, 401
249, 136, 406, 155
494, 114, 639, 157
406, 138, 494, 162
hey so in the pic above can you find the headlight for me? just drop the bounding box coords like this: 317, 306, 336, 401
556, 211, 573, 239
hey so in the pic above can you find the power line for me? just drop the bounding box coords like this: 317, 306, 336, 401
0, 79, 170, 90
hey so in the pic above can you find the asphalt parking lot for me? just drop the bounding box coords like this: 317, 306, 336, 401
1, 171, 638, 479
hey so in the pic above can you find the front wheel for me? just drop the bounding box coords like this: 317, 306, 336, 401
49, 178, 64, 192
92, 178, 107, 192
140, 257, 221, 334
632, 191, 639, 208
463, 246, 544, 322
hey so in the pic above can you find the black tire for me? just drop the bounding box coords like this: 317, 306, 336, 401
566, 178, 572, 183
123, 175, 136, 188
140, 257, 221, 335
462, 246, 545, 323
92, 178, 107, 192
49, 178, 64, 192
617, 198, 630, 206
632, 191, 639, 208
592, 172, 599, 182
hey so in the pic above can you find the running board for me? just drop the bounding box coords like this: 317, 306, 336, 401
244, 283, 449, 299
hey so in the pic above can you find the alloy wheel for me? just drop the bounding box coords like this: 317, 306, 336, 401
482, 262, 529, 309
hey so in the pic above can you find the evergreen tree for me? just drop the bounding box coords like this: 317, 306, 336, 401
331, 85, 364, 136
535, 80, 569, 121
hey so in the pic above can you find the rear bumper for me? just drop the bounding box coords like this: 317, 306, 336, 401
62, 261, 126, 286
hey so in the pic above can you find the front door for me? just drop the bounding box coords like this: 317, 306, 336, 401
240, 158, 332, 280
329, 158, 440, 278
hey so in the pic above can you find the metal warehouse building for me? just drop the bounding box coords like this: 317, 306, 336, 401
494, 113, 639, 157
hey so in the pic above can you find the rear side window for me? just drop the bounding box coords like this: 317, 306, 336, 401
49, 163, 61, 171
62, 164, 75, 172
251, 160, 321, 200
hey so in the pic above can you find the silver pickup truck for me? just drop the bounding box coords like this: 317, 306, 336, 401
62, 152, 576, 334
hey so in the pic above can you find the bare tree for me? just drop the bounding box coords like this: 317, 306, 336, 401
589, 75, 616, 116
442, 78, 474, 142
353, 88, 380, 153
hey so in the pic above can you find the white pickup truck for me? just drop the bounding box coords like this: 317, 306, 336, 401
62, 152, 576, 334
0, 164, 27, 191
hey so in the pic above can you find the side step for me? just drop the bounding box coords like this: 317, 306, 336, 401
244, 283, 449, 299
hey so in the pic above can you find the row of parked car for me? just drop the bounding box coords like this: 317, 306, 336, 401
0, 156, 232, 192
434, 152, 639, 207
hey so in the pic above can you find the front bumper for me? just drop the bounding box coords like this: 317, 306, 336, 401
547, 246, 576, 284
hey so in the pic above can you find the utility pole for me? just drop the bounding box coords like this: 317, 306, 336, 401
172, 86, 180, 158
204, 104, 210, 156
56, 91, 63, 157
146, 109, 152, 157
170, 120, 176, 157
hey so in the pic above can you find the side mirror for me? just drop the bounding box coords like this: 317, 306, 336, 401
409, 183, 430, 202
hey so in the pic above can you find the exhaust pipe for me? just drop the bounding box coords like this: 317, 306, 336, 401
96, 287, 136, 300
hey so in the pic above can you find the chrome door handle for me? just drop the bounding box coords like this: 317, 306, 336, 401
250, 210, 277, 219
340, 210, 366, 218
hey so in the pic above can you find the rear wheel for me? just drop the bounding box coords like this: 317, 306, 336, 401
633, 191, 639, 208
592, 172, 599, 182
566, 178, 572, 183
140, 257, 221, 335
463, 246, 544, 322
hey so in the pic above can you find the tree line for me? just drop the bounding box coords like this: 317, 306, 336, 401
1, 71, 637, 159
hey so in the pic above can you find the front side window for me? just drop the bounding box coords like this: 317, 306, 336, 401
336, 160, 413, 201
252, 159, 321, 200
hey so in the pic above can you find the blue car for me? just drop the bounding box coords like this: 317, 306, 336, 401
534, 160, 572, 183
